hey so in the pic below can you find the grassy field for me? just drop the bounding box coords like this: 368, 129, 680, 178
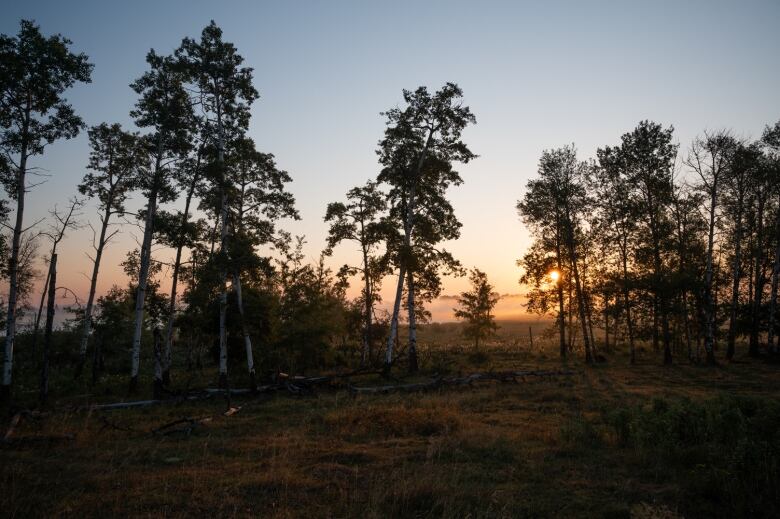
2, 322, 780, 518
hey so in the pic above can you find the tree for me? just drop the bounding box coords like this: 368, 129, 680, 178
178, 21, 258, 387
454, 268, 499, 348
227, 137, 297, 387
75, 123, 141, 377
155, 147, 203, 385
723, 142, 761, 359
0, 20, 92, 400
128, 49, 193, 391
325, 181, 387, 366
519, 145, 594, 362
686, 130, 737, 364
31, 196, 83, 356
762, 121, 780, 354
593, 145, 639, 363
620, 121, 678, 364
377, 83, 476, 373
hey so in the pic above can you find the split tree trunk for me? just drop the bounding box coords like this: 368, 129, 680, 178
129, 150, 162, 392
384, 267, 406, 370
76, 205, 112, 379
232, 273, 257, 390
39, 254, 57, 406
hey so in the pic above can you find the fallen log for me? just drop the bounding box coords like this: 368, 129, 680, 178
348, 378, 443, 394
348, 369, 577, 395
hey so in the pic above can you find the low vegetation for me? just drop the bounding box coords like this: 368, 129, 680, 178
3, 330, 779, 518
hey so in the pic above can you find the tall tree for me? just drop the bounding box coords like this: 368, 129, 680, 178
178, 21, 258, 387
723, 143, 760, 359
686, 130, 736, 364
128, 49, 193, 391
454, 268, 499, 349
519, 146, 594, 362
325, 181, 387, 366
75, 123, 141, 377
620, 121, 678, 364
593, 145, 638, 363
0, 20, 92, 400
227, 137, 297, 387
156, 146, 203, 385
762, 121, 780, 353
378, 83, 476, 373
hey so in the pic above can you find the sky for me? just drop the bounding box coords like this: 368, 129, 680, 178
2, 0, 779, 322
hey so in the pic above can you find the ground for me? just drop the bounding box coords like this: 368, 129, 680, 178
2, 321, 779, 518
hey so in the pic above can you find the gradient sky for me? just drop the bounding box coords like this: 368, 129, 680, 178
2, 0, 779, 322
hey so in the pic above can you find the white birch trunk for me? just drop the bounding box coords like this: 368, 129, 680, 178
232, 273, 256, 384
129, 150, 161, 388
2, 141, 28, 397
385, 266, 406, 367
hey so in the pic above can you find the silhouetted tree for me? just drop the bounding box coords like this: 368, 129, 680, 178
378, 83, 476, 373
0, 20, 92, 400
454, 268, 499, 349
128, 49, 193, 391
75, 123, 141, 377
325, 181, 387, 366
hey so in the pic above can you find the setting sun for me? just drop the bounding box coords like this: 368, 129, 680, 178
549, 270, 560, 282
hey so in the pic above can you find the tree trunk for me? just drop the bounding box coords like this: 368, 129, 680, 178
555, 228, 566, 359
2, 144, 27, 403
361, 244, 372, 367
703, 184, 718, 364
232, 273, 257, 390
384, 266, 406, 370
750, 194, 766, 357
767, 209, 780, 354
129, 152, 161, 392
727, 199, 744, 360
563, 213, 592, 362
153, 327, 163, 398
162, 160, 199, 385
407, 268, 418, 373
39, 254, 57, 406
76, 205, 111, 379
620, 251, 636, 364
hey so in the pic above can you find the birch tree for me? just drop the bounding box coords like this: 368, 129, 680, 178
75, 123, 140, 377
378, 83, 476, 373
686, 130, 736, 364
128, 50, 193, 391
325, 181, 387, 366
0, 20, 92, 401
593, 145, 639, 363
178, 21, 258, 387
723, 143, 760, 359
156, 146, 204, 385
227, 137, 297, 388
621, 121, 678, 364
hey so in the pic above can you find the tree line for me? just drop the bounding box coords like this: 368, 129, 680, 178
518, 121, 780, 364
2, 19, 777, 405
0, 20, 493, 403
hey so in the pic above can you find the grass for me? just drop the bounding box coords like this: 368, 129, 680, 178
2, 325, 780, 518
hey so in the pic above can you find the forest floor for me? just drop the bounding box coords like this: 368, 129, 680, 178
2, 324, 780, 518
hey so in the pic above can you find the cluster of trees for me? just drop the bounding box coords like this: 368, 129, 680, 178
0, 20, 490, 403
518, 121, 780, 364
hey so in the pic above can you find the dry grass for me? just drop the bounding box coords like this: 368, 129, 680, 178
2, 332, 780, 518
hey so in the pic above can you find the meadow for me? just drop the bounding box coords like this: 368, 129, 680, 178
3, 320, 779, 518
